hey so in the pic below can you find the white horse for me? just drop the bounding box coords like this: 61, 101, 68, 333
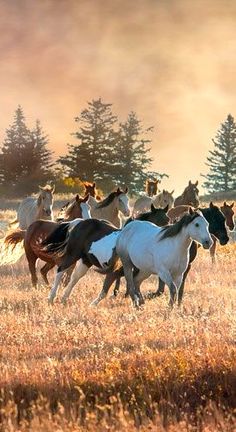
10, 185, 55, 229
110, 209, 212, 308
132, 189, 174, 216
88, 187, 130, 228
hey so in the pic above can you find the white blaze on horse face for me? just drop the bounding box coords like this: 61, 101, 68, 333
118, 194, 130, 217
188, 215, 213, 249
89, 231, 120, 267
81, 203, 91, 219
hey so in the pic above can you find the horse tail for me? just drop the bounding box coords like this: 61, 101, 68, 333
41, 223, 70, 257
96, 248, 122, 274
4, 229, 26, 249
0, 229, 26, 265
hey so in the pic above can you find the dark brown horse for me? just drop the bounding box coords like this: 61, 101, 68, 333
145, 179, 160, 197
4, 194, 90, 288
174, 181, 199, 207
83, 181, 102, 200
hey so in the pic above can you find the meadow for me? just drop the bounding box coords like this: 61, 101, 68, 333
0, 205, 235, 431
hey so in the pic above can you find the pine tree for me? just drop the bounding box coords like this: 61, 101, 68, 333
0, 106, 54, 194
202, 114, 236, 193
58, 98, 118, 192
114, 112, 153, 194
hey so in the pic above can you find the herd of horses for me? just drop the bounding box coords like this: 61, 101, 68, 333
1, 179, 235, 309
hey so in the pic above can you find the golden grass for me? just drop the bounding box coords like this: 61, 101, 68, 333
0, 242, 235, 431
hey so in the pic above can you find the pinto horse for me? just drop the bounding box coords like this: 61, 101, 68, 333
42, 205, 169, 305
102, 210, 212, 308
174, 181, 199, 207
4, 194, 91, 288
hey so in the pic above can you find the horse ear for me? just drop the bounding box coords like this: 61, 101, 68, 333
195, 180, 198, 186
224, 201, 227, 207
164, 204, 169, 213
83, 194, 89, 202
188, 180, 192, 186
230, 202, 234, 208
189, 206, 194, 215
93, 182, 96, 187
210, 201, 214, 208
171, 190, 174, 195
117, 187, 120, 193
124, 186, 128, 193
151, 203, 156, 212
75, 194, 80, 202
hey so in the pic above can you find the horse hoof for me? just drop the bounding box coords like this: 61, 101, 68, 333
61, 298, 68, 306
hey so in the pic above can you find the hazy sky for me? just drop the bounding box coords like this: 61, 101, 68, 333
0, 0, 236, 193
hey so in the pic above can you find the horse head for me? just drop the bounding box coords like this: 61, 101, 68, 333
220, 202, 235, 231
183, 180, 199, 207
38, 185, 55, 216
116, 187, 130, 217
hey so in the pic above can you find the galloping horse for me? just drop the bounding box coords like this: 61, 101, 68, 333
132, 189, 174, 216
103, 210, 212, 308
10, 185, 55, 229
4, 194, 91, 287
89, 187, 130, 227
174, 181, 199, 207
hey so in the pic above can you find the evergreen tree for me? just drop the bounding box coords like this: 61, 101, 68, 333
58, 98, 118, 192
202, 114, 236, 193
0, 106, 54, 193
114, 112, 153, 194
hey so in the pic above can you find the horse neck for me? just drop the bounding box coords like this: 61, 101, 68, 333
102, 199, 120, 226
88, 196, 98, 208
164, 226, 192, 255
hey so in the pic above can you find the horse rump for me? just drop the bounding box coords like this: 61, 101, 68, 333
41, 222, 70, 256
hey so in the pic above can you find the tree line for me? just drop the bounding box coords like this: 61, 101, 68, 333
0, 99, 235, 196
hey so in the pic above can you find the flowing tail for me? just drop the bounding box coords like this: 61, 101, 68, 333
0, 229, 26, 265
96, 247, 122, 274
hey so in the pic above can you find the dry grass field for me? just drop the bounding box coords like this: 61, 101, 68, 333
0, 206, 235, 431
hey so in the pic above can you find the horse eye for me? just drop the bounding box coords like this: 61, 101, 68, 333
195, 223, 199, 227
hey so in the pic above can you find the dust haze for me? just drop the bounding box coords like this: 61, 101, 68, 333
0, 0, 236, 193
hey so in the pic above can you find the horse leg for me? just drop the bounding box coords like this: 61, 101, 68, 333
63, 264, 76, 286
25, 247, 38, 288
158, 269, 177, 309
121, 255, 139, 307
61, 259, 90, 304
91, 272, 118, 306
176, 263, 191, 306
209, 237, 217, 264
133, 271, 150, 305
48, 255, 76, 304
40, 262, 55, 286
146, 277, 165, 299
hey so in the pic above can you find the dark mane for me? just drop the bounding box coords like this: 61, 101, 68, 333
96, 190, 122, 209
160, 212, 200, 240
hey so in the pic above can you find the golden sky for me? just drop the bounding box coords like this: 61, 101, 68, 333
0, 0, 236, 193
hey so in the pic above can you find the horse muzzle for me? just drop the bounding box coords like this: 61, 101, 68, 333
44, 209, 52, 217
219, 236, 229, 246
202, 239, 213, 249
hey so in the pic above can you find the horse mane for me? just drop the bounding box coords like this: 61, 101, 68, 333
160, 212, 200, 240
40, 185, 54, 193
41, 223, 71, 254
96, 190, 122, 209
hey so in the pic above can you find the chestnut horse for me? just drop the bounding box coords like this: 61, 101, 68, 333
146, 179, 160, 197
174, 181, 199, 207
3, 194, 91, 288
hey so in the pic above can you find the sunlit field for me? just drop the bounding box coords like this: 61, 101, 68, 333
0, 204, 235, 431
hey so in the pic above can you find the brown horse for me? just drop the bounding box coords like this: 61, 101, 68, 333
83, 181, 102, 200
145, 179, 160, 197
4, 194, 91, 288
174, 181, 199, 207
